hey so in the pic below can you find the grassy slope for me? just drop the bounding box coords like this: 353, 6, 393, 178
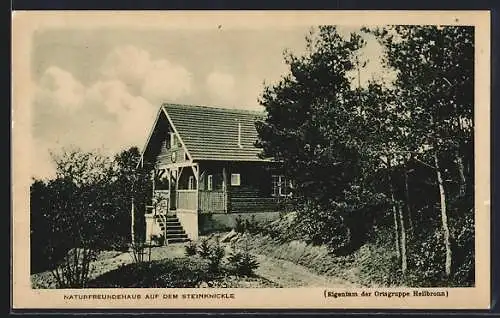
232, 232, 402, 288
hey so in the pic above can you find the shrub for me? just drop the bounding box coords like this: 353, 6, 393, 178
207, 243, 226, 273
197, 238, 212, 258
51, 248, 99, 288
234, 216, 245, 233
129, 241, 151, 263
196, 238, 226, 273
150, 234, 165, 247
228, 251, 259, 277
244, 215, 259, 234
87, 257, 217, 288
184, 241, 198, 256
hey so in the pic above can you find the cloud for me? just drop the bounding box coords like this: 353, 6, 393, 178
32, 45, 195, 180
100, 45, 152, 91
36, 66, 85, 112
85, 79, 157, 148
32, 57, 184, 178
100, 45, 192, 104
206, 71, 236, 103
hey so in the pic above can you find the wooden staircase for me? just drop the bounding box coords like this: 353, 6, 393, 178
154, 214, 190, 244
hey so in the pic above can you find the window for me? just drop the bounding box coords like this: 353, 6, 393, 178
207, 175, 213, 191
155, 169, 169, 190
272, 175, 289, 197
231, 173, 241, 186
170, 132, 179, 149
188, 176, 195, 190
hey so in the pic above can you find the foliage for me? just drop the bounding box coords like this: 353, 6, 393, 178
150, 234, 165, 247
233, 215, 262, 235
129, 241, 151, 263
234, 215, 246, 233
207, 242, 226, 273
196, 238, 226, 273
254, 24, 475, 285
227, 251, 260, 277
87, 257, 218, 288
30, 146, 151, 279
184, 241, 198, 256
51, 248, 98, 288
197, 238, 212, 258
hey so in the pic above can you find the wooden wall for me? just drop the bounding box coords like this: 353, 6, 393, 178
156, 138, 189, 166
198, 161, 284, 214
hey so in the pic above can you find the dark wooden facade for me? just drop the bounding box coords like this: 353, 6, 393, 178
140, 103, 289, 240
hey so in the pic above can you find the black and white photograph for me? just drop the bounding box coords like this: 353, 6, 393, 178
12, 11, 490, 309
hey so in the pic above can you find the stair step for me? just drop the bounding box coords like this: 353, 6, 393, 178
166, 225, 183, 231
166, 232, 188, 238
166, 229, 186, 234
160, 225, 186, 234
167, 238, 190, 244
166, 222, 181, 226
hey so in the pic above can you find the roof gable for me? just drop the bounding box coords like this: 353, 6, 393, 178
162, 103, 268, 162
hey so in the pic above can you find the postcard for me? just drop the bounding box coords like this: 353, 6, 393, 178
11, 10, 491, 310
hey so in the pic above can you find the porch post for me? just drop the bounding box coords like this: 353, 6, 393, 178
193, 164, 199, 212
222, 166, 228, 213
168, 168, 173, 211
151, 168, 155, 214
176, 167, 180, 209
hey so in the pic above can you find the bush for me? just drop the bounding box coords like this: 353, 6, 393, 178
196, 238, 225, 273
87, 257, 217, 288
234, 216, 245, 233
197, 238, 212, 258
184, 241, 198, 256
244, 215, 259, 234
129, 242, 151, 263
296, 201, 352, 253
51, 248, 99, 288
228, 251, 259, 277
207, 243, 226, 273
150, 234, 165, 247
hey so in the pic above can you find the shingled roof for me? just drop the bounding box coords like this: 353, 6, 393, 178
163, 103, 269, 162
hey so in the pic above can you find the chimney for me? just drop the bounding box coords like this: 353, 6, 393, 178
237, 120, 243, 148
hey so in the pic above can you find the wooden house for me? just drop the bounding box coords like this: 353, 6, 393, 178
139, 103, 290, 244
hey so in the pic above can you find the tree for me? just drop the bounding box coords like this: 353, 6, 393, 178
255, 26, 386, 252
110, 146, 151, 246
30, 146, 152, 286
368, 25, 474, 277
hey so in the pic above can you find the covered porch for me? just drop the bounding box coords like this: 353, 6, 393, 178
148, 161, 231, 215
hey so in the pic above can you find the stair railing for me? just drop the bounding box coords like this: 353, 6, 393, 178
156, 213, 168, 246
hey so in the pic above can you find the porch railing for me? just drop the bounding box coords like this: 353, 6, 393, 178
176, 190, 197, 211
199, 190, 226, 213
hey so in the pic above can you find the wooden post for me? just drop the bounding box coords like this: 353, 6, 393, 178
222, 166, 228, 213
176, 167, 180, 209
151, 168, 155, 210
192, 164, 199, 212
131, 197, 135, 246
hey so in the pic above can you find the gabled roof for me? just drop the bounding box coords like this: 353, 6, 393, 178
161, 103, 271, 162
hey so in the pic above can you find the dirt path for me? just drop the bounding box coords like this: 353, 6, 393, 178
33, 241, 356, 289
252, 253, 358, 288
217, 238, 357, 288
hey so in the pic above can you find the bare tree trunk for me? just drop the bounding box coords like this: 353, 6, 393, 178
392, 204, 401, 260
403, 166, 414, 235
434, 153, 452, 276
397, 203, 407, 274
456, 149, 466, 197
387, 157, 402, 262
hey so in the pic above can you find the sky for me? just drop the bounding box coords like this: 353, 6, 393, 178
30, 24, 389, 180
